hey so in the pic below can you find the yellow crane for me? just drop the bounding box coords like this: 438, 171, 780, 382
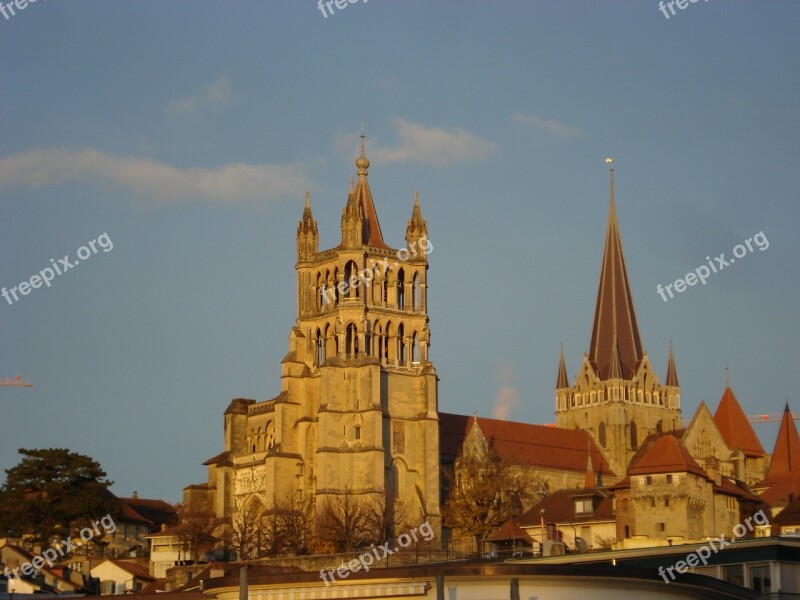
0, 374, 32, 387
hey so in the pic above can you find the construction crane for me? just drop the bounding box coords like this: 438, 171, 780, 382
0, 374, 32, 387
747, 412, 798, 424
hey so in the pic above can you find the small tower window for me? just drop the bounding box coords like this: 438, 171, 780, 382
355, 426, 361, 440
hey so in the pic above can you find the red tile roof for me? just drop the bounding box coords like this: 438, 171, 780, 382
486, 519, 534, 543
713, 387, 766, 458
518, 489, 615, 527
439, 413, 614, 477
628, 434, 709, 479
762, 405, 800, 486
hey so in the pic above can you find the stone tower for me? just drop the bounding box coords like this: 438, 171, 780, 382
194, 136, 441, 541
555, 163, 682, 475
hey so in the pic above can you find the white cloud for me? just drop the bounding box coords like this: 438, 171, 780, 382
0, 148, 313, 207
513, 112, 586, 139
167, 75, 233, 115
492, 365, 521, 421
336, 118, 498, 167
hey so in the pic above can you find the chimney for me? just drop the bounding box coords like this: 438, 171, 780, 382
132, 491, 139, 499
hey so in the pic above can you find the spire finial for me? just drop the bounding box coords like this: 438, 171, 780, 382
349, 175, 354, 192
305, 191, 310, 209
356, 131, 370, 175
414, 190, 420, 206
725, 367, 730, 388
605, 157, 615, 213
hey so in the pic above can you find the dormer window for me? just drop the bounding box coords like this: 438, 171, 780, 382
575, 498, 593, 515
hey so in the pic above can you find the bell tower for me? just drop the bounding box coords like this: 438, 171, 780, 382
289, 135, 440, 532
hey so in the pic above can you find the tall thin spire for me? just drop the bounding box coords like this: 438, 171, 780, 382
666, 341, 679, 387
556, 344, 569, 389
588, 158, 644, 380
584, 440, 596, 489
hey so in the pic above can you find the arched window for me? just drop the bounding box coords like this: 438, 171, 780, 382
411, 331, 420, 363
412, 272, 421, 310
316, 328, 324, 365
397, 268, 405, 309
599, 422, 607, 448
344, 260, 360, 300
332, 267, 340, 305
630, 421, 638, 449
346, 323, 358, 358
397, 323, 406, 364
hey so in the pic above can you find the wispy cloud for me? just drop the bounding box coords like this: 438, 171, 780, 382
167, 75, 234, 115
513, 112, 586, 139
0, 148, 312, 207
336, 118, 498, 167
492, 365, 521, 421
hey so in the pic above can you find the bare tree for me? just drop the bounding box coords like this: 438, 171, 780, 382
175, 503, 217, 563
442, 442, 540, 550
363, 489, 410, 546
316, 488, 372, 552
257, 491, 310, 556
230, 500, 263, 560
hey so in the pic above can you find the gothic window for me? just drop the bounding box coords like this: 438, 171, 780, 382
412, 272, 421, 310
265, 421, 275, 449
346, 323, 358, 358
332, 267, 340, 305
397, 268, 405, 309
398, 323, 406, 364
411, 331, 420, 363
316, 328, 324, 365
630, 420, 638, 449
344, 260, 360, 299
599, 422, 607, 448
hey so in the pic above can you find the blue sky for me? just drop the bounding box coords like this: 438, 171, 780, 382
1, 1, 798, 502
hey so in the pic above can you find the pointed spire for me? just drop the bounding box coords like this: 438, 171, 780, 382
556, 344, 569, 389
584, 441, 596, 489
297, 192, 318, 260
763, 403, 800, 484
726, 367, 731, 388
346, 133, 388, 249
665, 341, 679, 387
588, 159, 644, 380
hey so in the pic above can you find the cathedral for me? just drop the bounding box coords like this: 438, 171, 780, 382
184, 143, 794, 553
185, 136, 441, 539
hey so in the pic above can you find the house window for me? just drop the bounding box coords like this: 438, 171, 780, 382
664, 497, 670, 507
650, 498, 656, 508
666, 474, 673, 484
750, 564, 772, 594
723, 564, 744, 587
575, 498, 593, 515
646, 476, 653, 485
658, 523, 665, 532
